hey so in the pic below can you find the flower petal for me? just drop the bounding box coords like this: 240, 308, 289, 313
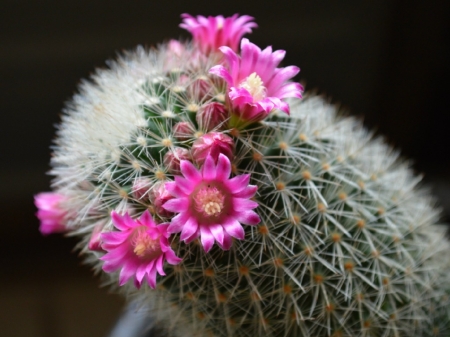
180, 160, 202, 183
235, 210, 261, 225
209, 224, 224, 245
200, 225, 215, 252
163, 197, 189, 213
180, 217, 199, 242
222, 218, 245, 240
215, 153, 231, 181
232, 198, 258, 211
202, 155, 216, 180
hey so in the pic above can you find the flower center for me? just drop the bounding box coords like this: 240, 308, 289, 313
132, 227, 161, 259
239, 72, 266, 102
194, 186, 225, 217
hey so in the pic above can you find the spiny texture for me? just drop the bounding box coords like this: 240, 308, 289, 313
39, 14, 450, 337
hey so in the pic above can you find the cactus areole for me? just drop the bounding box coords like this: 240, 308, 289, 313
35, 13, 450, 337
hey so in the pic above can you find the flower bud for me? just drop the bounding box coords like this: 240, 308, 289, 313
163, 147, 191, 174
191, 132, 234, 165
150, 182, 174, 217
88, 222, 105, 252
132, 177, 152, 200
35, 192, 69, 235
196, 102, 228, 131
173, 121, 194, 141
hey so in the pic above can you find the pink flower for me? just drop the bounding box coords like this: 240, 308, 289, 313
100, 211, 181, 289
180, 13, 257, 54
35, 192, 68, 235
191, 132, 234, 165
163, 154, 260, 252
210, 38, 303, 127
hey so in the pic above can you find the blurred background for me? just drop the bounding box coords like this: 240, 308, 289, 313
1, 0, 449, 336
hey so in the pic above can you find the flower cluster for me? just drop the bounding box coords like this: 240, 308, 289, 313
35, 13, 301, 289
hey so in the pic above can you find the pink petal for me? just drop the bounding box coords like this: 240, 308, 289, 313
209, 65, 233, 86
155, 255, 165, 276
163, 197, 189, 213
111, 212, 132, 231
136, 264, 148, 283
119, 263, 137, 286
200, 225, 215, 252
165, 249, 182, 265
224, 174, 250, 193
232, 198, 258, 211
202, 155, 216, 180
174, 176, 194, 195
215, 154, 231, 181
180, 160, 202, 183
222, 218, 245, 240
180, 217, 199, 242
233, 185, 257, 198
220, 231, 233, 250
146, 265, 158, 289
209, 224, 224, 245
235, 210, 261, 225
165, 181, 185, 198
139, 210, 155, 228
168, 212, 190, 233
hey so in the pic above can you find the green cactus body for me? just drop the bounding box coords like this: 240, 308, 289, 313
42, 21, 450, 337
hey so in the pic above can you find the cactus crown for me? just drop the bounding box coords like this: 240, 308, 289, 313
35, 13, 450, 337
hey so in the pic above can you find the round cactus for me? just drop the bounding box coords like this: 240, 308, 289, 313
35, 14, 450, 337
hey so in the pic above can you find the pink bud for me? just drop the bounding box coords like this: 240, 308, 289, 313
132, 177, 152, 200
189, 76, 212, 101
196, 102, 228, 131
88, 222, 105, 252
150, 182, 174, 217
191, 132, 234, 165
163, 147, 191, 174
35, 192, 69, 235
168, 39, 185, 56
173, 122, 194, 141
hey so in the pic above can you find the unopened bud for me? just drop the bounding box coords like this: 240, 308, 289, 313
163, 147, 191, 174
196, 102, 228, 131
191, 132, 234, 165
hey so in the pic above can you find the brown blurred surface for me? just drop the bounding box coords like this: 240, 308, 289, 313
1, 0, 449, 336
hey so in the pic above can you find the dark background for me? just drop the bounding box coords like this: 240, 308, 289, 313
1, 1, 449, 336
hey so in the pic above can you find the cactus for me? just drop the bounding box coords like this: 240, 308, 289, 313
35, 14, 450, 337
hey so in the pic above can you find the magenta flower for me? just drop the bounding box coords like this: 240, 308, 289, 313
35, 192, 68, 235
210, 38, 303, 127
180, 13, 257, 54
191, 132, 234, 165
100, 211, 182, 289
163, 154, 260, 252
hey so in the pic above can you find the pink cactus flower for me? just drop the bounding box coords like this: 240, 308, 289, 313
180, 13, 257, 54
163, 147, 191, 175
149, 182, 175, 217
100, 211, 181, 289
210, 38, 303, 127
35, 192, 68, 235
191, 132, 234, 165
163, 154, 260, 252
196, 102, 228, 131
